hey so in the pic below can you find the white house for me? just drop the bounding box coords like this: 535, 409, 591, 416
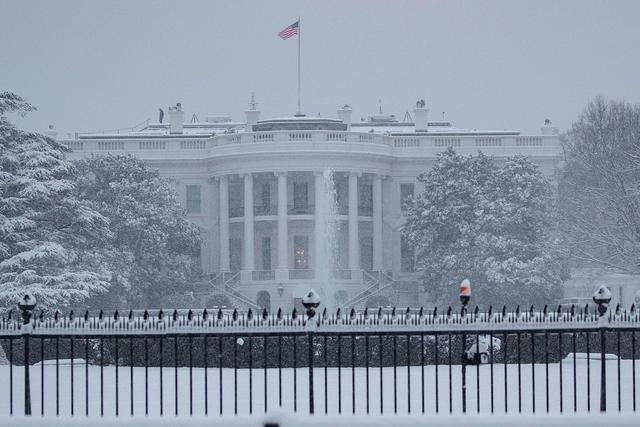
60, 100, 563, 311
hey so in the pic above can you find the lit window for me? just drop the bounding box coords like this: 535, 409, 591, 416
293, 235, 309, 269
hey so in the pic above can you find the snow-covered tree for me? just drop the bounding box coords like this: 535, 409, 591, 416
74, 155, 201, 308
560, 97, 640, 274
403, 148, 567, 307
0, 92, 111, 309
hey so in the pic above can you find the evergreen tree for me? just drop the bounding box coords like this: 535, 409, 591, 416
403, 148, 567, 307
74, 155, 201, 308
0, 92, 110, 309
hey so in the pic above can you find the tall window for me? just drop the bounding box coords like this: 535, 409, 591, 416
261, 237, 271, 270
293, 182, 308, 213
336, 177, 348, 215
229, 180, 243, 217
186, 185, 201, 214
401, 235, 415, 272
260, 183, 271, 215
293, 235, 309, 269
229, 238, 242, 271
360, 236, 373, 271
400, 183, 414, 212
358, 182, 373, 216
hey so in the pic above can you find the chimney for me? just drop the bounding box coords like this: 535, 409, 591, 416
337, 104, 353, 130
413, 99, 429, 132
245, 93, 260, 132
541, 119, 559, 135
44, 124, 58, 140
168, 103, 184, 134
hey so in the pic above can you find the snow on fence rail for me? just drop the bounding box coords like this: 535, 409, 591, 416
1, 305, 640, 335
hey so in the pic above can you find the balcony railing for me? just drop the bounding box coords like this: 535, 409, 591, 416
289, 269, 314, 280
252, 270, 275, 281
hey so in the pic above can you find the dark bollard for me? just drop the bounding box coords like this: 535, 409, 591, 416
302, 290, 320, 415
18, 293, 37, 416
593, 285, 611, 412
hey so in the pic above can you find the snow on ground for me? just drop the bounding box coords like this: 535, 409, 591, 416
0, 359, 637, 417
0, 414, 639, 427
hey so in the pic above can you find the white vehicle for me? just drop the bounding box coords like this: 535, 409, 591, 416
465, 335, 502, 364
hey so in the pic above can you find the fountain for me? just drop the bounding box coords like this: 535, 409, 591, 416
314, 169, 341, 311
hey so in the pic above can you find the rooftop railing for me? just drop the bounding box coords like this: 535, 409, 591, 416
62, 131, 559, 157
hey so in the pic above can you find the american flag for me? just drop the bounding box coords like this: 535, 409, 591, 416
278, 21, 299, 40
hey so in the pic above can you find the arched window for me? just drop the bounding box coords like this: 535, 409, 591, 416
257, 290, 271, 312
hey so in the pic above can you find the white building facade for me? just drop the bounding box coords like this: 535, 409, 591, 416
61, 101, 562, 310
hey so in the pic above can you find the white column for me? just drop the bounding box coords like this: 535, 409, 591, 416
242, 173, 254, 272
276, 172, 288, 270
219, 176, 229, 272
372, 174, 383, 271
348, 172, 359, 271
314, 172, 324, 276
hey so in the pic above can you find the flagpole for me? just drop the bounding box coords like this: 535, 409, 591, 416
297, 17, 301, 116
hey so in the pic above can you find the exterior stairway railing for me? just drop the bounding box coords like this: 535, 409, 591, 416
209, 272, 260, 310
343, 270, 395, 308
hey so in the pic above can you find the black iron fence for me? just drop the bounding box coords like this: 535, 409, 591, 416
0, 303, 639, 417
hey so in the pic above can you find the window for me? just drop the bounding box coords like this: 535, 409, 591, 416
401, 235, 415, 272
400, 183, 414, 212
261, 237, 272, 270
259, 183, 271, 215
358, 182, 373, 216
293, 182, 308, 213
293, 235, 309, 269
229, 238, 242, 272
360, 236, 373, 271
229, 180, 243, 217
186, 185, 201, 214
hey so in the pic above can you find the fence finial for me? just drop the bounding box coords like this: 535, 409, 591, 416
302, 290, 320, 320
593, 285, 612, 317
18, 293, 36, 327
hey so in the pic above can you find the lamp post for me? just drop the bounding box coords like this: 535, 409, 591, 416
459, 279, 471, 413
459, 278, 471, 315
301, 289, 320, 415
593, 285, 611, 412
18, 293, 36, 416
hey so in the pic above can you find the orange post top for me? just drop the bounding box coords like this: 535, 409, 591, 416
459, 279, 471, 297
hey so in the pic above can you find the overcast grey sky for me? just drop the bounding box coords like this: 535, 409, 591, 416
2, 0, 640, 137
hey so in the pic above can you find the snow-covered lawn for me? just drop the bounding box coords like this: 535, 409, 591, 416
0, 358, 637, 416
1, 414, 640, 427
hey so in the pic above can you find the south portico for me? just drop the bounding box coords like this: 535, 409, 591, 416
211, 168, 388, 310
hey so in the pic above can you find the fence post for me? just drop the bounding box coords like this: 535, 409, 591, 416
302, 290, 320, 415
593, 286, 611, 413
18, 294, 37, 416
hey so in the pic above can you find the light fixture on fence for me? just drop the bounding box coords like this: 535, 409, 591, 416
593, 285, 612, 317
